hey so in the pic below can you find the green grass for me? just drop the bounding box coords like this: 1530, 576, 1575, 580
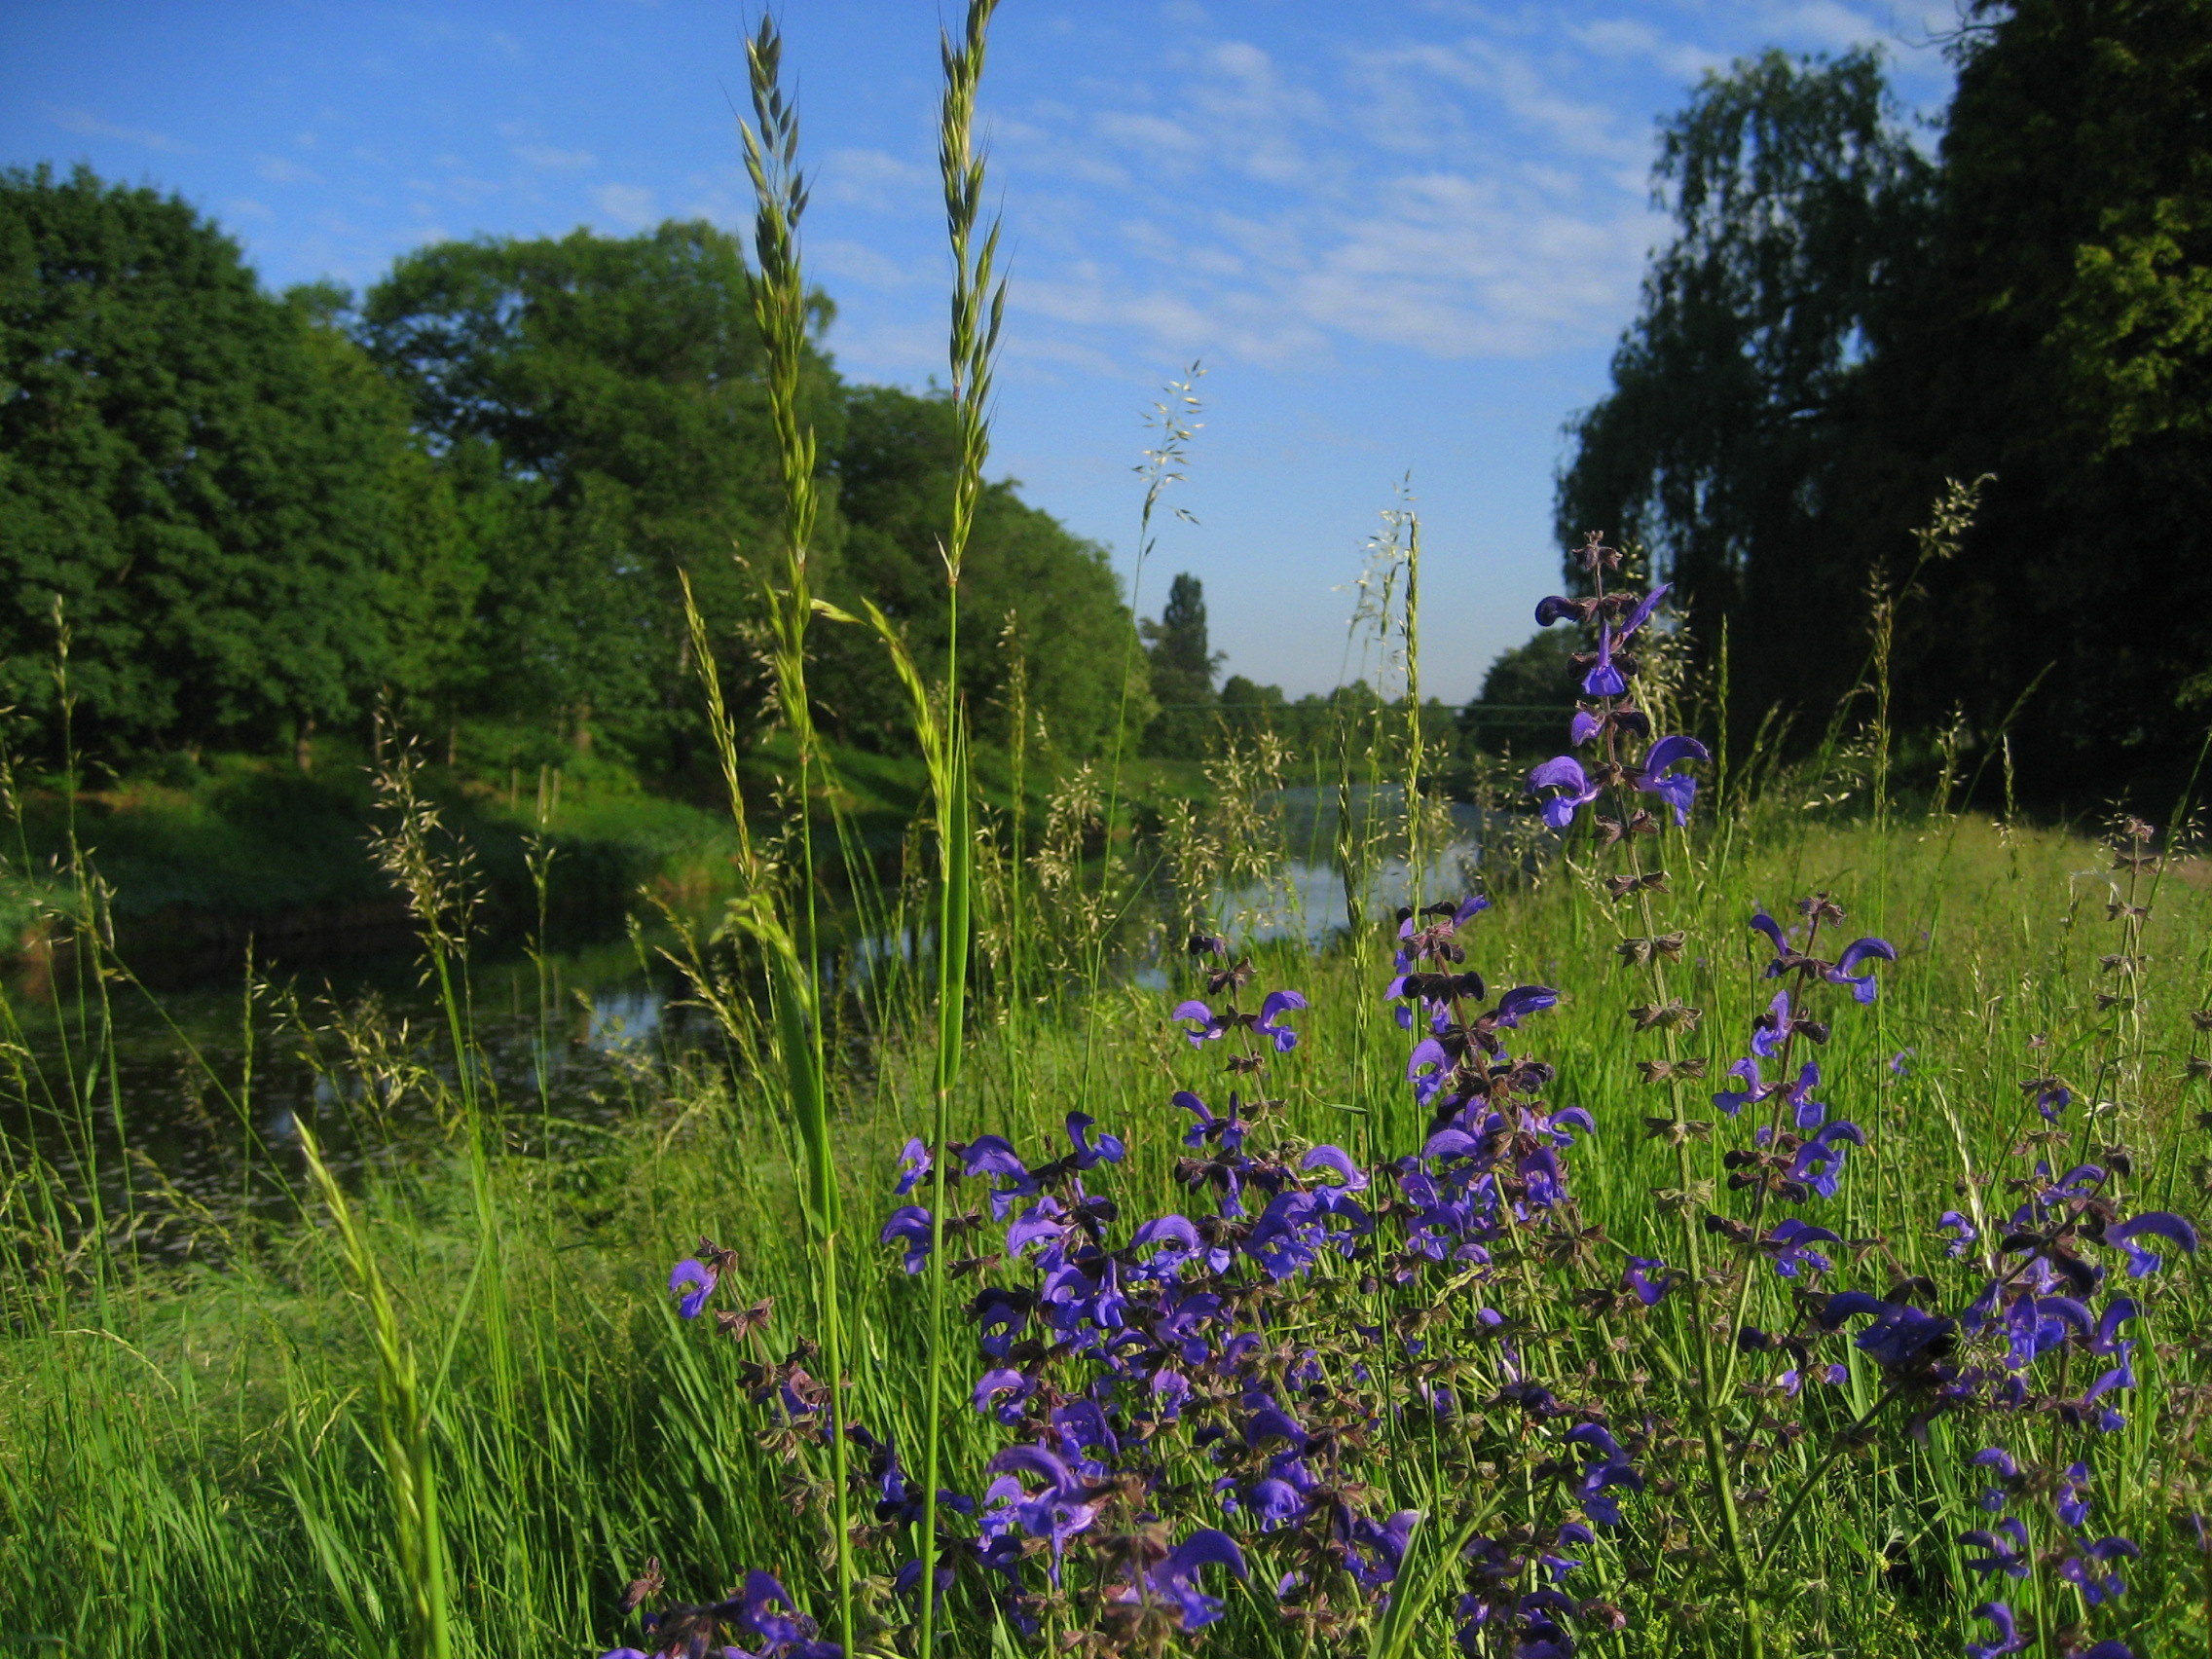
3, 801, 2210, 1657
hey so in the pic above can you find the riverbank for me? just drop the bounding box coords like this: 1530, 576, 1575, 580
7, 813, 2206, 1658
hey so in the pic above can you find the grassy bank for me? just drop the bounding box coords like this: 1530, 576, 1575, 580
5, 801, 2211, 1657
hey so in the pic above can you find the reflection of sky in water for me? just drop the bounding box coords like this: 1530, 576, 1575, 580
1209, 787, 1486, 949
585, 986, 664, 1051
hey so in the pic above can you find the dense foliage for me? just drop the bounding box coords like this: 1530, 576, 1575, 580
1556, 1, 2212, 805
0, 164, 424, 752
0, 172, 1143, 775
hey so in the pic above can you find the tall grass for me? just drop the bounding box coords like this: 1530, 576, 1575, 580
6, 18, 2212, 1659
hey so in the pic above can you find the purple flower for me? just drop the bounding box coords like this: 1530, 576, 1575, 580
1141, 1530, 1247, 1629
1961, 1518, 2033, 1579
1302, 1145, 1369, 1191
1064, 1112, 1125, 1168
1825, 937, 1898, 1003
974, 1368, 1036, 1423
2058, 1461, 2092, 1529
1938, 1210, 1979, 1259
1257, 989, 1308, 1052
1751, 991, 1794, 1059
1763, 1218, 1841, 1278
1635, 735, 1710, 825
1527, 756, 1601, 830
2104, 1210, 2198, 1276
2056, 1536, 2140, 1605
669, 1258, 716, 1320
1493, 984, 1561, 1026
1172, 999, 1228, 1045
1624, 1256, 1677, 1305
880, 1205, 934, 1274
894, 1137, 932, 1197
1248, 1477, 1307, 1530
1171, 1088, 1246, 1150
1569, 709, 1602, 746
1966, 1603, 2028, 1659
1581, 631, 1626, 697
1611, 582, 1670, 647
1819, 1291, 1955, 1373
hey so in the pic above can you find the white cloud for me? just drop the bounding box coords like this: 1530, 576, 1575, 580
1565, 18, 1722, 81
43, 105, 193, 153
814, 239, 929, 289
513, 143, 596, 170
258, 156, 324, 186
226, 197, 274, 221
822, 146, 934, 212
592, 183, 657, 228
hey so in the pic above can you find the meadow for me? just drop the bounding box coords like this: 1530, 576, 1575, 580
5, 10, 2210, 1659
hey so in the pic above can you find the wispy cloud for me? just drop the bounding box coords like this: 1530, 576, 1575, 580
513, 143, 596, 170
258, 156, 324, 186
987, 23, 1665, 369
822, 147, 935, 213
43, 105, 195, 154
814, 239, 927, 289
592, 182, 657, 228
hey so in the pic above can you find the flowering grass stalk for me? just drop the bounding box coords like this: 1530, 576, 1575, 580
733, 19, 854, 1647
909, 7, 999, 1652
296, 1120, 452, 1659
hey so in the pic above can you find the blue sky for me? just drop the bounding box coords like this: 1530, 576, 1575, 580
1, 1, 1958, 702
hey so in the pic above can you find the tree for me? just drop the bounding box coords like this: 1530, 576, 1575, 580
1556, 50, 1934, 725
358, 221, 821, 765
823, 384, 1143, 756
1457, 631, 1580, 755
1865, 0, 2212, 798
1141, 572, 1223, 756
0, 165, 415, 756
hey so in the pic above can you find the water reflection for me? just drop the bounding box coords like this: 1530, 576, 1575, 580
1, 785, 1496, 1245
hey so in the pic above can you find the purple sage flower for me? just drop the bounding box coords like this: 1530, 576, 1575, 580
668, 1258, 716, 1320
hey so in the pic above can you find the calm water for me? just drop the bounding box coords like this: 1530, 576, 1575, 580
3, 789, 1493, 1246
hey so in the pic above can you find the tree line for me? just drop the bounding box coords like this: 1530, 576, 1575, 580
0, 164, 1144, 783
1548, 0, 2212, 805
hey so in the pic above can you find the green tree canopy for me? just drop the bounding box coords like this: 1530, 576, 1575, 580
0, 164, 422, 756
1868, 0, 2212, 796
824, 383, 1143, 757
1140, 572, 1222, 757
1555, 49, 1934, 723
357, 220, 819, 762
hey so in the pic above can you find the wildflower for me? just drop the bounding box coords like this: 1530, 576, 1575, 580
1961, 1518, 2033, 1578
1819, 1291, 1956, 1375
668, 1258, 716, 1320
1301, 1144, 1369, 1191
1747, 911, 1898, 1002
1257, 989, 1308, 1052
1527, 756, 1602, 830
1623, 1256, 1677, 1305
895, 1136, 932, 1197
880, 1206, 935, 1274
2057, 1461, 2092, 1528
1172, 1000, 1229, 1045
1825, 938, 1899, 1003
1966, 1603, 2028, 1659
1064, 1112, 1126, 1169
1136, 1529, 1247, 1629
2101, 1210, 2198, 1276
1938, 1210, 1980, 1259
608, 1568, 841, 1659
1751, 990, 1827, 1057
1171, 1088, 1247, 1151
1635, 734, 1711, 825
1762, 1218, 1841, 1277
2055, 1536, 2140, 1604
